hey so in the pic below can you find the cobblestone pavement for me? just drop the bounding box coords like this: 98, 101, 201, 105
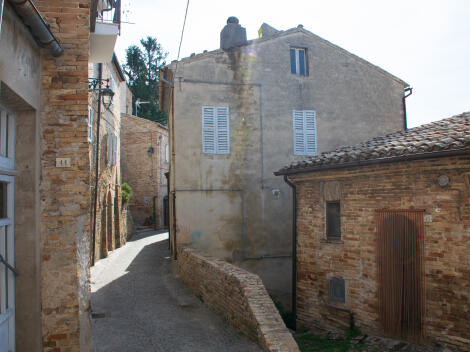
91, 228, 261, 352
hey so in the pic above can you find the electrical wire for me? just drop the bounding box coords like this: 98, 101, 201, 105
176, 0, 190, 66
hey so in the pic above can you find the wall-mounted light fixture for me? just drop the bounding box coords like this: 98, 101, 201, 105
147, 146, 154, 154
88, 77, 115, 110
101, 87, 114, 110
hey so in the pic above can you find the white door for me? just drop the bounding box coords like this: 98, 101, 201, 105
0, 107, 15, 352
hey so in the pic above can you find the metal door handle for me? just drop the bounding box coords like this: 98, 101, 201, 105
0, 255, 18, 276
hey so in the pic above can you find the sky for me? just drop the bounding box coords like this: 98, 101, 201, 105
115, 0, 470, 128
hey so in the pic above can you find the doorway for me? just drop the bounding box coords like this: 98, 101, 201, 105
377, 209, 425, 341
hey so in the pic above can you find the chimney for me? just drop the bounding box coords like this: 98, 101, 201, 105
220, 17, 248, 50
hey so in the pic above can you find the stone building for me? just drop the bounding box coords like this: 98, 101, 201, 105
121, 114, 169, 228
0, 0, 122, 350
275, 113, 470, 351
161, 18, 410, 304
89, 55, 131, 263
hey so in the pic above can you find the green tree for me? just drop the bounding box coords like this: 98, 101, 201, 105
123, 36, 168, 125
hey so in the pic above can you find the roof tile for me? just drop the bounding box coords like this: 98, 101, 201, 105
276, 112, 470, 175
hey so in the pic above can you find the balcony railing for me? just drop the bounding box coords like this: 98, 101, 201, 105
91, 0, 121, 34
89, 0, 121, 62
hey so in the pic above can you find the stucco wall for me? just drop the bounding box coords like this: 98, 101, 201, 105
121, 114, 169, 226
292, 155, 470, 351
1, 5, 43, 351
0, 3, 41, 111
167, 27, 407, 299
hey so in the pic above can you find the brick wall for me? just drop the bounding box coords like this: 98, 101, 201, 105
121, 113, 169, 226
292, 155, 470, 351
36, 0, 91, 350
177, 246, 300, 352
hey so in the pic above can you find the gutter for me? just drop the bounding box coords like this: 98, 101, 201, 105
275, 147, 470, 176
112, 53, 125, 81
283, 175, 297, 331
8, 0, 63, 57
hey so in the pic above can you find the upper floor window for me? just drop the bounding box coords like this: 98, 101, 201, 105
0, 107, 15, 171
88, 107, 94, 142
293, 110, 316, 155
107, 130, 118, 166
165, 143, 169, 163
290, 47, 307, 76
202, 106, 230, 154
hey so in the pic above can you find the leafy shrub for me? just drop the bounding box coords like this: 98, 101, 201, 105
121, 183, 133, 204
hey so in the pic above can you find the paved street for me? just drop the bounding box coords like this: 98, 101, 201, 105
91, 228, 261, 352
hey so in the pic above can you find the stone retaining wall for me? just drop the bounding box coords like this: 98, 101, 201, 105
177, 246, 299, 352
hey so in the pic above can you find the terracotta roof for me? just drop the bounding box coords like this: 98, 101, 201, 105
275, 112, 470, 175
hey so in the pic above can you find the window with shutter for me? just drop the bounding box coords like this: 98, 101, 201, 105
202, 106, 230, 154
290, 48, 307, 76
88, 108, 94, 142
107, 130, 112, 165
293, 110, 317, 155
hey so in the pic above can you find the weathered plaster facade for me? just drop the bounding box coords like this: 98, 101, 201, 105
121, 114, 169, 227
163, 23, 408, 303
1, 4, 42, 350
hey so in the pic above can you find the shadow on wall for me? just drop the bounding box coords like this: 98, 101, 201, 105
91, 233, 261, 352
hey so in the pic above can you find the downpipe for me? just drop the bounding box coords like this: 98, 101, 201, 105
283, 175, 297, 330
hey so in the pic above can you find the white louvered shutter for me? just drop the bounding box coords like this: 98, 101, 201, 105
293, 110, 305, 155
216, 107, 229, 154
202, 107, 216, 153
107, 130, 112, 164
88, 108, 93, 142
304, 110, 317, 155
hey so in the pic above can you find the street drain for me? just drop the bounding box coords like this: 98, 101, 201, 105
92, 312, 106, 319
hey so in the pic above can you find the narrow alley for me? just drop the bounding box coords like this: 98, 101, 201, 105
90, 228, 262, 352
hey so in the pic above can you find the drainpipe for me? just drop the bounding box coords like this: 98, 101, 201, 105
328, 304, 355, 331
9, 0, 64, 57
91, 63, 103, 266
403, 86, 412, 130
283, 175, 297, 330
152, 195, 157, 230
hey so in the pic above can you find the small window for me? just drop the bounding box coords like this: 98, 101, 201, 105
293, 110, 317, 155
326, 201, 341, 239
88, 107, 94, 142
290, 48, 307, 76
165, 143, 169, 163
107, 131, 117, 166
329, 277, 345, 303
202, 106, 230, 154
